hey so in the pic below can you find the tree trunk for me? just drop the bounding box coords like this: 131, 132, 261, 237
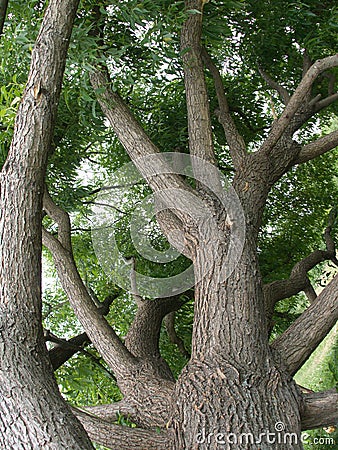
172, 237, 303, 449
0, 0, 93, 448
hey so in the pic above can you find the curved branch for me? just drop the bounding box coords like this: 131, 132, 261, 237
42, 228, 138, 379
264, 218, 337, 307
258, 66, 291, 105
264, 250, 333, 307
301, 389, 338, 430
260, 54, 338, 155
125, 296, 188, 380
164, 311, 191, 359
73, 408, 170, 450
201, 47, 247, 169
295, 129, 338, 165
271, 274, 338, 376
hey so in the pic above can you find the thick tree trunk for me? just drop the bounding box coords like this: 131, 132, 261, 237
172, 239, 302, 449
0, 0, 93, 448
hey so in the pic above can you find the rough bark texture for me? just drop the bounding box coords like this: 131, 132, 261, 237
85, 4, 338, 446
301, 389, 338, 430
0, 1, 94, 448
1, 1, 337, 449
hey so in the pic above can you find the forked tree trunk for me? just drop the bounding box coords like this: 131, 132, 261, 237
172, 232, 302, 449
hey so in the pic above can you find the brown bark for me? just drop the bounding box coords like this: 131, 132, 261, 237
180, 1, 216, 167
73, 408, 171, 450
201, 47, 247, 169
301, 389, 338, 431
272, 274, 338, 376
88, 5, 338, 449
0, 0, 94, 448
48, 331, 89, 370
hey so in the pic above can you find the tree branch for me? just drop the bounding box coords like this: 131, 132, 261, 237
315, 92, 338, 111
302, 49, 313, 78
264, 216, 337, 307
42, 226, 137, 379
48, 331, 89, 370
73, 408, 170, 450
271, 274, 338, 376
90, 68, 205, 231
90, 69, 184, 193
258, 66, 291, 105
301, 389, 338, 430
164, 311, 191, 359
180, 1, 216, 168
259, 54, 338, 155
201, 47, 247, 169
125, 296, 188, 380
48, 293, 119, 369
43, 188, 72, 251
78, 401, 138, 423
295, 129, 338, 165
264, 251, 333, 307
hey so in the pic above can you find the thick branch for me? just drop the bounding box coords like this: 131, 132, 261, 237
90, 70, 184, 194
42, 228, 137, 379
180, 1, 216, 167
73, 408, 170, 450
264, 250, 334, 307
202, 47, 247, 168
271, 274, 338, 375
295, 129, 338, 165
43, 188, 72, 251
125, 297, 185, 358
301, 389, 338, 430
79, 401, 138, 423
260, 54, 338, 155
48, 331, 89, 370
258, 66, 291, 105
90, 68, 205, 231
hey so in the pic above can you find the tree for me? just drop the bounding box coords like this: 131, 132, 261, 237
0, 0, 337, 449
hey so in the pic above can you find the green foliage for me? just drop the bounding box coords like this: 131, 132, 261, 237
2, 0, 337, 420
56, 352, 121, 406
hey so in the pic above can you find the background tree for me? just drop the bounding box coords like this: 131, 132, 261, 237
0, 0, 337, 449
